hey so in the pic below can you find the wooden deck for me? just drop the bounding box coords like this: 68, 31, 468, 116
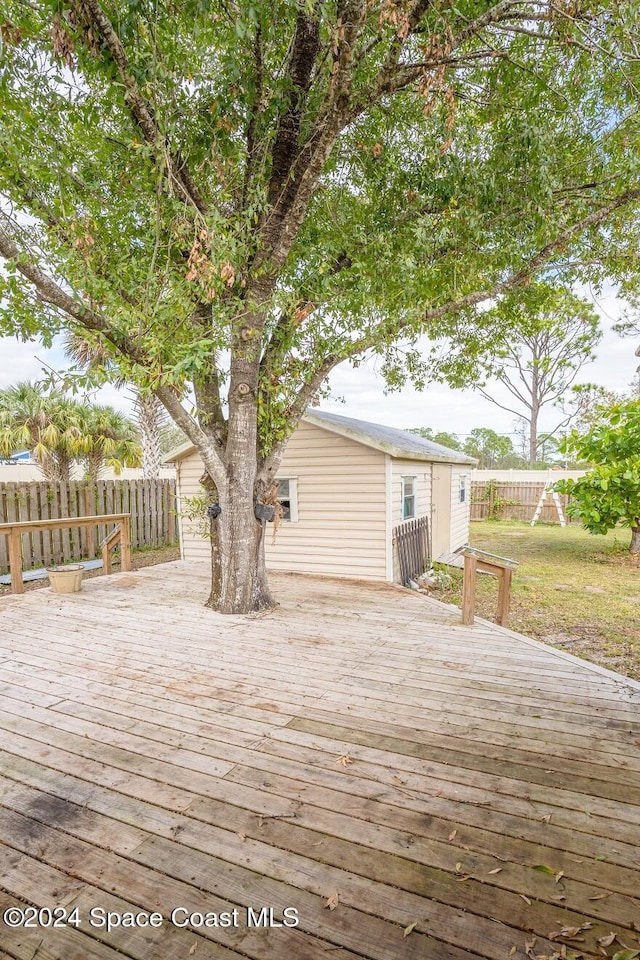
0, 561, 639, 960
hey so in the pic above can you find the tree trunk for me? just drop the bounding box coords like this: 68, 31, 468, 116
528, 409, 538, 467
135, 393, 164, 479
206, 493, 274, 614
631, 525, 640, 555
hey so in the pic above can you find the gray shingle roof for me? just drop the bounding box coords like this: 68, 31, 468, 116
304, 410, 476, 464
165, 409, 476, 465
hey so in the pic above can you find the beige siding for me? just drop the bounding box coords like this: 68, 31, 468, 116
450, 465, 472, 551
390, 460, 432, 526
391, 460, 433, 582
176, 421, 388, 580
265, 421, 387, 579
176, 457, 211, 562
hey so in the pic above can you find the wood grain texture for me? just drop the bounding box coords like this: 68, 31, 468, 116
0, 560, 639, 960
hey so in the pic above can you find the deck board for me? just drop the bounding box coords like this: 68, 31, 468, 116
1, 560, 639, 960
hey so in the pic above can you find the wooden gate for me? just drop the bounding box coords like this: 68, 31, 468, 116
393, 516, 431, 585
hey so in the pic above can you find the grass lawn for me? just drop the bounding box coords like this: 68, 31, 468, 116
432, 520, 640, 681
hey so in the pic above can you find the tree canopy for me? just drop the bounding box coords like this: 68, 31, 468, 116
408, 427, 462, 450
556, 398, 640, 553
1, 0, 640, 610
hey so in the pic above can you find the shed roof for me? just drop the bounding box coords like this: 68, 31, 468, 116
304, 410, 476, 464
164, 409, 476, 465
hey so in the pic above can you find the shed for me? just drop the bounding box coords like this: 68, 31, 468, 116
166, 410, 476, 584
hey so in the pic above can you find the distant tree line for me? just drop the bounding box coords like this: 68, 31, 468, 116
409, 425, 546, 469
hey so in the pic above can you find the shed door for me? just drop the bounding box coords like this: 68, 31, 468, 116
430, 464, 452, 559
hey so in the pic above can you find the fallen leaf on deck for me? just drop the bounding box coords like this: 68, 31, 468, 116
541, 814, 552, 823
520, 894, 532, 905
487, 868, 502, 875
403, 921, 418, 938
598, 934, 617, 947
554, 871, 564, 884
533, 865, 556, 876
548, 923, 591, 941
336, 755, 353, 766
509, 947, 516, 957
588, 892, 611, 901
236, 832, 246, 841
448, 829, 457, 841
612, 952, 640, 960
189, 944, 198, 956
325, 892, 339, 911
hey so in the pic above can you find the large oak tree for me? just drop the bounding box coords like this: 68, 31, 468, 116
1, 0, 640, 611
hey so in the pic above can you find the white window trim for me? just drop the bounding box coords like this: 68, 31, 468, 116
277, 476, 298, 523
459, 475, 468, 504
401, 475, 417, 520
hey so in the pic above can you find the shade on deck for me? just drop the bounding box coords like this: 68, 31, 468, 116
0, 562, 639, 960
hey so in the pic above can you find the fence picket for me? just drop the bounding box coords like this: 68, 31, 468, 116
0, 479, 177, 575
39, 484, 53, 567
393, 516, 431, 585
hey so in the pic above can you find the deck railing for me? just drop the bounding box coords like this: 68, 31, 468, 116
461, 546, 518, 627
0, 514, 132, 595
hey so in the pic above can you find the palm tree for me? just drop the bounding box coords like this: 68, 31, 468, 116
0, 382, 142, 481
62, 331, 166, 479
0, 382, 84, 480
76, 402, 142, 481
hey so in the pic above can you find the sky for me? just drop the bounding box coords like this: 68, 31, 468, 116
0, 285, 637, 449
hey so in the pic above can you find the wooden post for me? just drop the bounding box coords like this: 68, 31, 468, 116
120, 516, 132, 572
462, 547, 517, 628
8, 528, 24, 595
497, 566, 513, 627
461, 553, 477, 625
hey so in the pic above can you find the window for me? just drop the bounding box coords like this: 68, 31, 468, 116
459, 475, 467, 504
276, 477, 298, 522
402, 476, 417, 519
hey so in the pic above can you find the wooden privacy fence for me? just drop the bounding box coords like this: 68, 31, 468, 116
0, 479, 176, 576
394, 515, 431, 585
471, 480, 572, 523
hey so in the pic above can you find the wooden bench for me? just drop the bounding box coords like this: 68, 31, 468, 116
461, 546, 518, 627
0, 514, 132, 595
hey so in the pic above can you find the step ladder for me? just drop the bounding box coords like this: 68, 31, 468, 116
531, 483, 566, 527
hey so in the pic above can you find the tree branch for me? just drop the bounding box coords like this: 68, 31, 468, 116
242, 22, 264, 209
80, 0, 208, 216
261, 353, 341, 475
266, 4, 322, 210
476, 387, 531, 422
346, 186, 640, 359
0, 222, 225, 483
349, 0, 524, 117
421, 189, 640, 323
